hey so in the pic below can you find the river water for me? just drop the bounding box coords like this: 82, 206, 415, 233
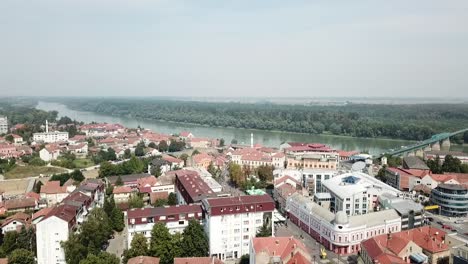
36, 101, 428, 156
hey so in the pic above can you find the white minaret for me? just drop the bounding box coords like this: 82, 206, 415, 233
45, 120, 49, 133
250, 133, 253, 148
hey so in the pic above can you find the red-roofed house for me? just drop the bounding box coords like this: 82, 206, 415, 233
360, 226, 450, 264
179, 131, 194, 141
0, 197, 37, 215
231, 148, 273, 169
162, 155, 184, 169
1, 212, 31, 234
39, 144, 61, 162
250, 236, 311, 264
127, 256, 160, 264
9, 134, 23, 145
188, 137, 211, 149
175, 170, 216, 204
40, 181, 71, 206
32, 207, 53, 224
192, 153, 214, 169
113, 186, 133, 203
174, 257, 223, 264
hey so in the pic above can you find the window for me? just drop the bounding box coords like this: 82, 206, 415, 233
243, 235, 249, 240
179, 220, 184, 225
243, 221, 249, 225
346, 198, 351, 201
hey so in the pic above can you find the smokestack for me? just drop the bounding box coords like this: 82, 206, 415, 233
46, 120, 49, 133
251, 133, 253, 148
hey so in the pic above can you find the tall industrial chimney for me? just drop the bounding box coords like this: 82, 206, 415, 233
250, 133, 253, 148
46, 120, 49, 133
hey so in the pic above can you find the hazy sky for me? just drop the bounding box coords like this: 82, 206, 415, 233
0, 0, 467, 98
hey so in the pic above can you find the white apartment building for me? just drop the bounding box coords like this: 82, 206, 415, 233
0, 116, 7, 134
36, 180, 104, 264
126, 205, 203, 247
287, 193, 401, 255
302, 169, 339, 195
201, 195, 275, 261
33, 131, 69, 143
321, 172, 401, 216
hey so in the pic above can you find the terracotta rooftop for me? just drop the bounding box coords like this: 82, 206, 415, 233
113, 186, 133, 194
204, 194, 274, 208
40, 181, 66, 194
32, 207, 53, 221
361, 226, 449, 263
176, 170, 214, 201
253, 236, 309, 262
174, 257, 223, 264
3, 197, 36, 210
127, 256, 160, 264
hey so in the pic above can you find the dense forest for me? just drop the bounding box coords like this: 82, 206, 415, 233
51, 98, 468, 141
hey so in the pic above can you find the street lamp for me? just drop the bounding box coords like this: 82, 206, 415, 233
313, 255, 316, 264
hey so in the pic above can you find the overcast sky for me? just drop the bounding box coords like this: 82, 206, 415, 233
0, 0, 467, 98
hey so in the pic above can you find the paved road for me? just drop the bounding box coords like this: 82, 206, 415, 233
275, 220, 361, 264
107, 215, 128, 263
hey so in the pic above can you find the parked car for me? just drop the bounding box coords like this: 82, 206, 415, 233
442, 224, 453, 230
437, 221, 444, 225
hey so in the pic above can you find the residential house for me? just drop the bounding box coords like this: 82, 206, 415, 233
162, 155, 184, 169
360, 226, 450, 264
250, 236, 311, 264
39, 145, 61, 162
113, 186, 133, 203
179, 131, 194, 141
40, 180, 76, 206
0, 197, 37, 215
174, 257, 223, 264
127, 256, 161, 264
192, 153, 214, 169
1, 212, 31, 234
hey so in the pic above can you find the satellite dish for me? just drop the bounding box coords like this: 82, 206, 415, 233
351, 161, 366, 172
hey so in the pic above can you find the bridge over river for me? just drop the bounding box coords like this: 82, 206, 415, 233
380, 128, 468, 158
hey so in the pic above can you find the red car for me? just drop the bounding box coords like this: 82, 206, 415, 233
442, 224, 453, 230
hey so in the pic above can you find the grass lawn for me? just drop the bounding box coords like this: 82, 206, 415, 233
73, 158, 95, 169
5, 165, 67, 179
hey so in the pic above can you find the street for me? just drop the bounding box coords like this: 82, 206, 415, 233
107, 214, 128, 263
275, 220, 361, 264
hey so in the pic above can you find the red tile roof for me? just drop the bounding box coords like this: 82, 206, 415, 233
113, 186, 133, 194
162, 155, 183, 164
286, 252, 310, 264
192, 153, 214, 164
3, 197, 36, 210
180, 131, 192, 137
174, 257, 223, 264
1, 212, 31, 229
43, 204, 78, 223
40, 181, 66, 194
0, 258, 7, 264
253, 236, 309, 262
361, 226, 449, 263
127, 256, 160, 264
176, 170, 214, 202
32, 207, 53, 221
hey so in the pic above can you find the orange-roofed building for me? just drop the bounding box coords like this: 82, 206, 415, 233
113, 186, 133, 203
192, 153, 214, 169
127, 256, 160, 264
250, 236, 311, 264
174, 257, 223, 264
360, 226, 450, 264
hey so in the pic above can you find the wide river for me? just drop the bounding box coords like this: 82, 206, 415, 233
37, 101, 423, 156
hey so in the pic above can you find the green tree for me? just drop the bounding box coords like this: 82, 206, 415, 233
158, 140, 168, 152
125, 156, 145, 174
29, 157, 46, 166
5, 135, 14, 143
122, 233, 149, 264
16, 227, 36, 254
179, 154, 189, 166
79, 252, 120, 264
34, 181, 43, 193
129, 194, 144, 209
231, 139, 238, 144
154, 199, 168, 207
70, 169, 85, 182
219, 138, 225, 147
151, 165, 162, 177
150, 223, 179, 264
228, 162, 244, 187
7, 249, 35, 264
123, 149, 132, 159
442, 155, 463, 173
148, 142, 157, 149
1, 232, 18, 255
115, 176, 124, 186
239, 254, 250, 264
62, 233, 88, 264
256, 221, 272, 237
207, 162, 217, 177
256, 165, 274, 182
191, 149, 200, 156
180, 220, 209, 257
135, 146, 145, 157
167, 193, 177, 206
99, 161, 116, 178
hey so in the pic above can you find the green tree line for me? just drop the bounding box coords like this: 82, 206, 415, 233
57, 98, 468, 141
